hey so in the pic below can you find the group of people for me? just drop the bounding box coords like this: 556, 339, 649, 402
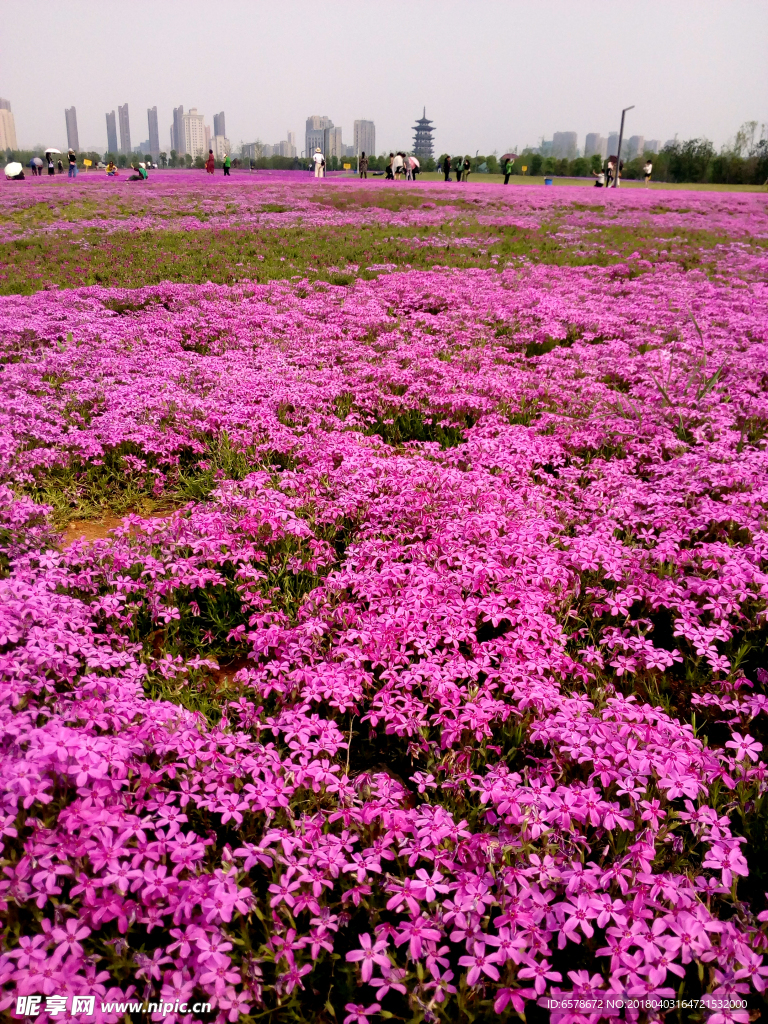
26, 149, 77, 177
385, 152, 420, 180
205, 149, 232, 175
592, 156, 653, 187
442, 155, 473, 182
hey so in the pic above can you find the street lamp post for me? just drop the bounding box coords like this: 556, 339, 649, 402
613, 105, 635, 187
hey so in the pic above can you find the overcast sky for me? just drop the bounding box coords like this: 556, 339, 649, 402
3, 1, 767, 155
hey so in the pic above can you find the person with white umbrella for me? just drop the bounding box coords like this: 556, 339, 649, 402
4, 161, 24, 180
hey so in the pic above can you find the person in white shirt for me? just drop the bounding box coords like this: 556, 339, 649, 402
313, 148, 325, 178
643, 160, 653, 186
393, 152, 404, 179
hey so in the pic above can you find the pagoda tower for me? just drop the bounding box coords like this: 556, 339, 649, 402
412, 108, 435, 160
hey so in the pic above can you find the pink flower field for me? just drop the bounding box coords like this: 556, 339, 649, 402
1, 176, 768, 1022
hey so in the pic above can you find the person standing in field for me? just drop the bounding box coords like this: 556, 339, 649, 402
643, 158, 653, 186
68, 150, 77, 178
503, 158, 513, 184
46, 154, 55, 176
443, 154, 452, 182
313, 148, 325, 177
462, 156, 471, 182
359, 152, 368, 179
393, 152, 404, 179
57, 159, 63, 174
205, 150, 215, 174
223, 153, 231, 176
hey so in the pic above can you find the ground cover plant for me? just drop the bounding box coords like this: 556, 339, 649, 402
1, 172, 768, 1023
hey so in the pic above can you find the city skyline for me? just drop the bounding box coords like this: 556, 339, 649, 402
3, 3, 764, 156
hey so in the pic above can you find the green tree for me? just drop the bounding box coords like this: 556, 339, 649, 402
185, 153, 194, 168
159, 152, 167, 168
169, 149, 178, 168
663, 138, 715, 183
530, 153, 543, 175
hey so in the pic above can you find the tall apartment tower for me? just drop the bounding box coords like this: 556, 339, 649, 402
182, 108, 206, 158
584, 133, 607, 159
606, 132, 620, 158
105, 111, 118, 155
353, 119, 376, 157
118, 103, 131, 154
644, 140, 660, 154
306, 115, 333, 158
552, 132, 578, 159
65, 106, 80, 151
147, 107, 160, 158
170, 105, 184, 155
627, 135, 645, 160
0, 99, 18, 151
322, 126, 342, 160
213, 111, 225, 138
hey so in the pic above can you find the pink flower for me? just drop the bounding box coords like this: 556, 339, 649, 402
345, 934, 390, 982
725, 732, 762, 763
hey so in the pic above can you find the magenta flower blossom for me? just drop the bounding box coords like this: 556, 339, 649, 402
345, 934, 390, 982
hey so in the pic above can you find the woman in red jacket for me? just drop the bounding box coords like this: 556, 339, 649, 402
205, 150, 215, 174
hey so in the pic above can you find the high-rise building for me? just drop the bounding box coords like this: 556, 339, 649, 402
106, 111, 118, 155
626, 135, 645, 160
306, 115, 333, 158
276, 137, 297, 158
354, 119, 376, 158
212, 135, 231, 160
606, 132, 620, 158
411, 110, 434, 160
204, 124, 211, 155
182, 108, 206, 158
65, 106, 80, 151
644, 139, 660, 154
323, 126, 343, 159
552, 131, 578, 159
584, 133, 607, 159
147, 106, 160, 158
118, 103, 131, 154
213, 111, 225, 138
170, 105, 184, 155
0, 99, 18, 151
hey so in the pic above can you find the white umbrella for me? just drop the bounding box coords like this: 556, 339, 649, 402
410, 156, 420, 168
44, 148, 62, 154
32, 157, 43, 167
4, 162, 22, 178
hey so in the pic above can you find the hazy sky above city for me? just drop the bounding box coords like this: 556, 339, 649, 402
3, 1, 767, 155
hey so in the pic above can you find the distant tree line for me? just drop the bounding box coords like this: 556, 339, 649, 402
512, 122, 768, 184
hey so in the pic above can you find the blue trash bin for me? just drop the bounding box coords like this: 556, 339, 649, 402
544, 177, 553, 186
